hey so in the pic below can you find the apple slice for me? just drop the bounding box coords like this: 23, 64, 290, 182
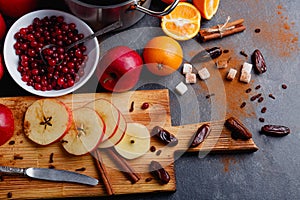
98, 110, 127, 149
61, 107, 106, 156
85, 98, 120, 142
114, 123, 150, 160
23, 99, 72, 146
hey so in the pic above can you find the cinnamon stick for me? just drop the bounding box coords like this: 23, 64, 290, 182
199, 24, 246, 42
106, 148, 141, 184
199, 18, 246, 42
222, 18, 244, 29
93, 150, 114, 195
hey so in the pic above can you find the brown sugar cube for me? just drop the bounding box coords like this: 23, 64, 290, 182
182, 63, 193, 74
185, 73, 197, 84
240, 71, 251, 83
198, 68, 210, 80
217, 59, 228, 69
226, 68, 237, 81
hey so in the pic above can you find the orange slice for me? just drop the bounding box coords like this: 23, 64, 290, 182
193, 0, 220, 20
161, 2, 201, 41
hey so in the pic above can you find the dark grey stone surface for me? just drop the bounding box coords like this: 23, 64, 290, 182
1, 0, 299, 199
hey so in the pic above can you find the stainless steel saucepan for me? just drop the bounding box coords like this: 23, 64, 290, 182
65, 0, 179, 30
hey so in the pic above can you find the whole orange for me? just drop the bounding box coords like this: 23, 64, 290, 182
143, 36, 183, 76
161, 0, 187, 4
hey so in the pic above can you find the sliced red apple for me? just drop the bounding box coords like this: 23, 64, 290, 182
23, 99, 72, 146
114, 123, 150, 160
98, 110, 127, 149
85, 98, 120, 142
61, 107, 106, 156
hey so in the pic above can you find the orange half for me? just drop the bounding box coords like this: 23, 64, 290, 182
193, 0, 220, 20
161, 2, 201, 41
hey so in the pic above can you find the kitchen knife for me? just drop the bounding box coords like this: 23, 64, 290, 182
0, 166, 98, 186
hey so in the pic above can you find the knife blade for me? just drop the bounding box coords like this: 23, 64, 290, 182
0, 166, 98, 186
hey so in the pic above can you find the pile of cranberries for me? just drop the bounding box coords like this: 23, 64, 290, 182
13, 15, 88, 91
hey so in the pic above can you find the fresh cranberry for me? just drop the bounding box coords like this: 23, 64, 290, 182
13, 15, 88, 91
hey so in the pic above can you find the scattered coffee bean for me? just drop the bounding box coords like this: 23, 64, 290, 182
145, 177, 153, 182
255, 28, 261, 33
48, 165, 55, 169
246, 88, 252, 93
150, 146, 156, 152
282, 84, 287, 89
261, 107, 267, 113
151, 126, 178, 147
149, 161, 170, 184
255, 85, 261, 90
225, 117, 252, 140
240, 50, 248, 57
129, 101, 134, 112
8, 140, 15, 145
75, 167, 86, 172
206, 93, 215, 99
190, 124, 211, 148
240, 102, 247, 108
7, 192, 12, 198
268, 94, 276, 99
141, 102, 149, 110
156, 150, 162, 156
223, 49, 229, 53
259, 118, 265, 122
250, 93, 262, 101
13, 154, 23, 160
252, 49, 267, 74
261, 125, 290, 137
49, 153, 54, 163
227, 57, 232, 63
258, 97, 264, 103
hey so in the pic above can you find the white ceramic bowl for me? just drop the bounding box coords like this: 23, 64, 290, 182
3, 9, 99, 97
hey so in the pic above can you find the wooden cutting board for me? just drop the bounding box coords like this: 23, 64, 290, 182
0, 89, 258, 199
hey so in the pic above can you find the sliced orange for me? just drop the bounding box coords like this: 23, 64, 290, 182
193, 0, 220, 20
161, 2, 201, 41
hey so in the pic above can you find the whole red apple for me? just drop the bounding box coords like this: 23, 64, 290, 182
0, 0, 38, 18
0, 12, 6, 41
0, 53, 4, 80
97, 46, 143, 92
0, 104, 14, 146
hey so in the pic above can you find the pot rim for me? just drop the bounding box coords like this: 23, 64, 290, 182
68, 0, 140, 8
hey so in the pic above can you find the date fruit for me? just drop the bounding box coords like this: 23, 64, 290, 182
261, 125, 290, 137
151, 126, 178, 147
194, 47, 222, 62
225, 117, 252, 140
251, 49, 267, 74
149, 161, 170, 184
190, 124, 211, 148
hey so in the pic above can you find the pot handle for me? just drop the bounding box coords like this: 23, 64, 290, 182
133, 0, 180, 17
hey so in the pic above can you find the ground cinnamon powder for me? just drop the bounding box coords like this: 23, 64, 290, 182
221, 156, 237, 173
249, 3, 299, 58
206, 50, 256, 120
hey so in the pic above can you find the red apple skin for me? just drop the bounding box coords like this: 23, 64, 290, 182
97, 46, 143, 92
0, 13, 6, 41
0, 53, 4, 80
0, 104, 14, 146
0, 0, 38, 18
